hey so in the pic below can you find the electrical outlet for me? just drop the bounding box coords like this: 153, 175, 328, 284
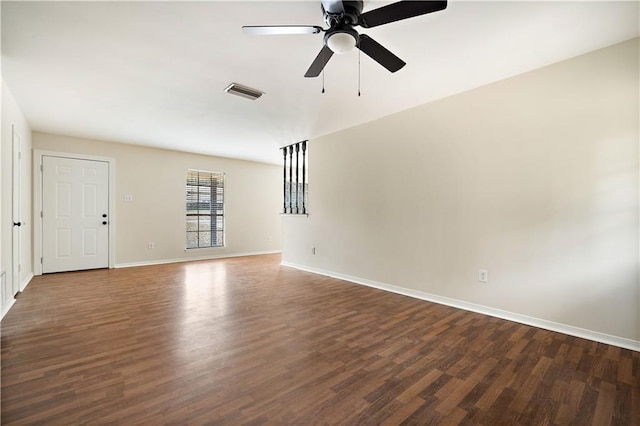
312, 247, 316, 255
479, 269, 488, 283
148, 242, 154, 249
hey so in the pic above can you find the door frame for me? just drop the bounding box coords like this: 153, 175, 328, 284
33, 150, 116, 275
12, 126, 22, 295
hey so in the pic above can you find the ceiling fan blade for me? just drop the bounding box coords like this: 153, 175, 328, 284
242, 25, 323, 35
357, 34, 405, 73
304, 45, 334, 77
359, 0, 447, 28
321, 0, 345, 14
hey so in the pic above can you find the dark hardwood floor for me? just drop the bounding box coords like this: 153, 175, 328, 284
1, 254, 638, 424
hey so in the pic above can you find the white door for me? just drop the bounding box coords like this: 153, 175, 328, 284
11, 126, 22, 296
42, 156, 109, 273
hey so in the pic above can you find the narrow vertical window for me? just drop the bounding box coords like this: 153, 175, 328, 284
186, 170, 225, 248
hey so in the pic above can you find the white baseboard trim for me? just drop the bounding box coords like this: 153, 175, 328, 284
1, 298, 16, 320
115, 250, 281, 269
20, 273, 34, 292
281, 261, 640, 352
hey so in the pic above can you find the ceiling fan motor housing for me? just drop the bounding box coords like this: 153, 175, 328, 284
323, 0, 363, 27
322, 1, 363, 54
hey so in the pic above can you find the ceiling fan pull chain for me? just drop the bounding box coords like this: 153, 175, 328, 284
358, 47, 361, 96
322, 47, 326, 93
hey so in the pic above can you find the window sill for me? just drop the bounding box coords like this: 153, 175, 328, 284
184, 246, 226, 252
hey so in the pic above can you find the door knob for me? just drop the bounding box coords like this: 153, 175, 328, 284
102, 214, 107, 218
102, 221, 108, 225
13, 222, 21, 227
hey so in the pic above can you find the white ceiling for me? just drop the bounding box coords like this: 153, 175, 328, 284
2, 1, 638, 165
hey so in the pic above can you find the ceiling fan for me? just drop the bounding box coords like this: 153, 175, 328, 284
242, 0, 448, 78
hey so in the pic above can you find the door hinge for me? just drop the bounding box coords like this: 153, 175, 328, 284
18, 152, 22, 160
40, 257, 43, 264
40, 165, 43, 172
40, 211, 43, 218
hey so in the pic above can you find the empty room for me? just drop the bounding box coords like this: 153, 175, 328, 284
1, 1, 639, 424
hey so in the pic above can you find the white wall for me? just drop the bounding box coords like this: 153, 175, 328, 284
33, 133, 282, 266
1, 78, 33, 315
282, 38, 639, 347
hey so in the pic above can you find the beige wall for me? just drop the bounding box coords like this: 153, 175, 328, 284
1, 79, 33, 306
33, 133, 282, 266
282, 38, 639, 344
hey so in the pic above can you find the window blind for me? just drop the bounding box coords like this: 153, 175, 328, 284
186, 170, 224, 249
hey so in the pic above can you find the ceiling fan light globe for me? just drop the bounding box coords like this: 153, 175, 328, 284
327, 32, 357, 54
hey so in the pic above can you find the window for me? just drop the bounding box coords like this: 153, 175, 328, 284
186, 170, 224, 249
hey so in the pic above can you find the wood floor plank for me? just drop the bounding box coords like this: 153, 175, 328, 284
2, 254, 638, 424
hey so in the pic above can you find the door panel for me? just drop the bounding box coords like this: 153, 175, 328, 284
83, 184, 97, 216
42, 156, 109, 273
83, 228, 97, 255
56, 181, 72, 216
56, 229, 72, 257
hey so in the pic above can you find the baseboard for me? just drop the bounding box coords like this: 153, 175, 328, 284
20, 273, 34, 292
116, 250, 281, 269
1, 298, 16, 320
281, 261, 640, 352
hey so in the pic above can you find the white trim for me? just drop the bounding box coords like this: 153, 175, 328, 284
116, 250, 281, 269
281, 261, 640, 352
33, 150, 116, 275
12, 125, 22, 297
1, 298, 16, 320
20, 273, 33, 292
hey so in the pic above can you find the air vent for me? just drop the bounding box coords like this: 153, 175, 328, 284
224, 83, 264, 101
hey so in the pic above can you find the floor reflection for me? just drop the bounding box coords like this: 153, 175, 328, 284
178, 262, 230, 361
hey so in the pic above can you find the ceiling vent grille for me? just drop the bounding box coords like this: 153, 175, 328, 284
224, 83, 264, 101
